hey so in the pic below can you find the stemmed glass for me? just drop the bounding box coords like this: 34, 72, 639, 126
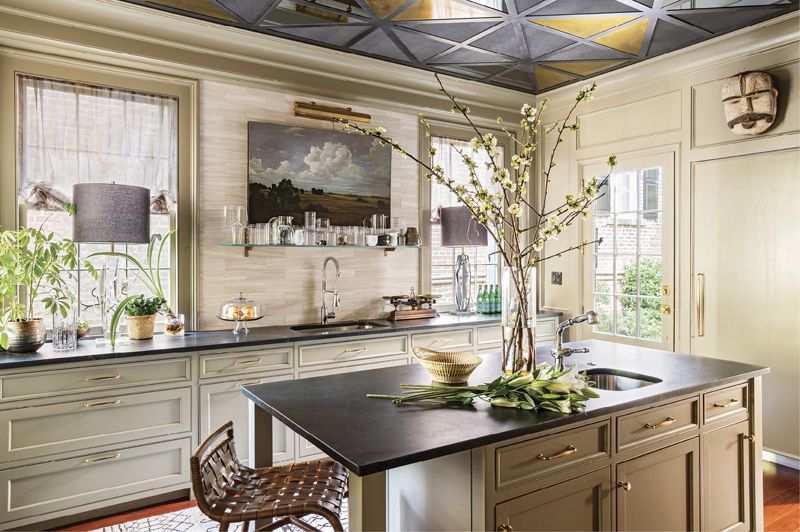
224, 205, 247, 244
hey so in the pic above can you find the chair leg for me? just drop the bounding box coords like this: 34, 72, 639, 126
219, 523, 230, 532
255, 516, 292, 531
289, 516, 322, 532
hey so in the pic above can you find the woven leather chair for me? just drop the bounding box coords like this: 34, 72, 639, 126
191, 421, 348, 532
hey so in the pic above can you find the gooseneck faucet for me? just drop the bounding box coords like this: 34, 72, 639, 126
551, 311, 599, 371
320, 256, 341, 324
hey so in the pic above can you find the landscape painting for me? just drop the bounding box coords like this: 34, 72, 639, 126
247, 122, 392, 226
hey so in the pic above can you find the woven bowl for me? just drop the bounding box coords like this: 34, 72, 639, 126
412, 346, 483, 384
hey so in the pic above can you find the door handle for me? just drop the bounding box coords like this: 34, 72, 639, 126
82, 452, 121, 464
645, 416, 676, 429
713, 399, 740, 408
83, 399, 121, 408
696, 273, 705, 337
537, 445, 577, 461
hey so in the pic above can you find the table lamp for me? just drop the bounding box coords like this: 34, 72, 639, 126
440, 206, 488, 315
73, 183, 151, 346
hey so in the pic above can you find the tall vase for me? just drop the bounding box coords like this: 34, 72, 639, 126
501, 265, 537, 374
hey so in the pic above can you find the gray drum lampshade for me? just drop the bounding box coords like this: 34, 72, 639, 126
440, 206, 488, 247
72, 183, 150, 244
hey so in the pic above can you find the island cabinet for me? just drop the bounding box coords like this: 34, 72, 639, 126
480, 379, 761, 532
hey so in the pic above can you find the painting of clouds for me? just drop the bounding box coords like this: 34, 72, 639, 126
247, 122, 391, 226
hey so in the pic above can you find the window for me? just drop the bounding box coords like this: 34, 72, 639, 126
17, 75, 178, 327
591, 166, 664, 341
427, 134, 504, 306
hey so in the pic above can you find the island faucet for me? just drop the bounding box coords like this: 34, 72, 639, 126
320, 256, 341, 324
551, 311, 599, 371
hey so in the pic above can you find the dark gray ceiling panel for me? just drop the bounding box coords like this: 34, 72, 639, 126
123, 0, 799, 93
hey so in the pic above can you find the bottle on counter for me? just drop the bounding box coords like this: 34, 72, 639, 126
477, 285, 485, 314
493, 284, 501, 314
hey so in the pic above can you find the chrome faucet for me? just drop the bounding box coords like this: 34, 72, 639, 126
320, 256, 341, 324
551, 311, 599, 371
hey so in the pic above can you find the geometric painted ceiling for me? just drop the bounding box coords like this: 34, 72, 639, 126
121, 0, 798, 93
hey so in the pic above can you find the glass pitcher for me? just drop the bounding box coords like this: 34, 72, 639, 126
276, 215, 294, 245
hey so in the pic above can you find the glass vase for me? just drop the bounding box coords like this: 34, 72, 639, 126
501, 265, 537, 374
52, 307, 77, 351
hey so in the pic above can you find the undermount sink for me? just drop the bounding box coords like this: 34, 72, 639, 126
586, 368, 662, 391
290, 320, 389, 335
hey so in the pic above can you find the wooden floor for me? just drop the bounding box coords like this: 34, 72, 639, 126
62, 461, 800, 531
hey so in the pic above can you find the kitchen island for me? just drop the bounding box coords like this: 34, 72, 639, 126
243, 340, 769, 532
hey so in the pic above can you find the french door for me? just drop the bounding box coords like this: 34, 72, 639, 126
581, 151, 675, 349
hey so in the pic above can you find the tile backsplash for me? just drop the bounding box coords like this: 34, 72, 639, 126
197, 80, 420, 329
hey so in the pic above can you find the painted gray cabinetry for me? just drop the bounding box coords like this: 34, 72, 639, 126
702, 420, 752, 532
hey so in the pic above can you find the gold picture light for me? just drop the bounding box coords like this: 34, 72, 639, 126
293, 101, 371, 123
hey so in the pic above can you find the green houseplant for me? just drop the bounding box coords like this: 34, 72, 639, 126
0, 222, 94, 352
89, 230, 175, 346
124, 295, 166, 340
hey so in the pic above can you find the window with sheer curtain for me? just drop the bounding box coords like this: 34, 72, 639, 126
429, 135, 502, 306
17, 75, 178, 327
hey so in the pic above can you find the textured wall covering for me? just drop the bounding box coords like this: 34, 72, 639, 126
197, 80, 420, 330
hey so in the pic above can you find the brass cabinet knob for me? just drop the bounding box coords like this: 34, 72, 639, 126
618, 481, 632, 491
498, 521, 513, 531
743, 434, 756, 443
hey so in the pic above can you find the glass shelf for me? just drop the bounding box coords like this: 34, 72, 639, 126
219, 243, 422, 257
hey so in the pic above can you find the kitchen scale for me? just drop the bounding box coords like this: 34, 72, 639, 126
383, 289, 440, 321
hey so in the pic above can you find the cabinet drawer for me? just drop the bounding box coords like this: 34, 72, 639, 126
617, 397, 699, 452
476, 325, 502, 348
0, 358, 191, 401
200, 345, 292, 378
0, 387, 191, 462
0, 438, 190, 524
299, 335, 407, 367
495, 421, 610, 491
703, 382, 749, 426
536, 318, 557, 340
412, 328, 473, 350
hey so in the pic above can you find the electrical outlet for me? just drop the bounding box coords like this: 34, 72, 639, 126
551, 271, 563, 285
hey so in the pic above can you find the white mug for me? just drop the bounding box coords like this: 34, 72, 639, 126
293, 229, 305, 246
387, 232, 399, 246
366, 234, 379, 246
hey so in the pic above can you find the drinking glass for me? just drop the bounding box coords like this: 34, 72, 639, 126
276, 216, 294, 245
247, 224, 257, 245
52, 307, 77, 351
224, 205, 247, 244
257, 223, 268, 245
351, 226, 366, 246
164, 313, 185, 336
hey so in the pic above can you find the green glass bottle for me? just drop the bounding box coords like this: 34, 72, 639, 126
476, 285, 485, 314
493, 284, 501, 314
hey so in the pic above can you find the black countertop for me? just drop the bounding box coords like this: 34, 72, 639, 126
242, 340, 769, 476
0, 311, 562, 370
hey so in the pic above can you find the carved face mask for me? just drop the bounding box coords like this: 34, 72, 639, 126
721, 71, 778, 136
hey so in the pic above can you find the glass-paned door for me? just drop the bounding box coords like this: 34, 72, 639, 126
582, 152, 674, 349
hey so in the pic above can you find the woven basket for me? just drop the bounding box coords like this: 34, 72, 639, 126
412, 346, 483, 384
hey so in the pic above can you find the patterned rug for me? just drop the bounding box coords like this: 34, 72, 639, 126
92, 499, 348, 532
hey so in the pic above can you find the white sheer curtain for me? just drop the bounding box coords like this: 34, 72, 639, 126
17, 75, 178, 212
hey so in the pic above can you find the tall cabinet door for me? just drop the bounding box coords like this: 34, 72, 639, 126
199, 374, 294, 465
494, 468, 612, 532
616, 438, 700, 531
702, 421, 751, 532
691, 149, 800, 458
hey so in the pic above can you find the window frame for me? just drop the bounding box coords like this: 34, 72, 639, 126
0, 53, 196, 330
419, 120, 514, 310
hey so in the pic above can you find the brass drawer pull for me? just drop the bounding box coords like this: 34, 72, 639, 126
83, 399, 121, 408
713, 399, 739, 408
428, 338, 452, 346
743, 434, 756, 443
83, 452, 121, 464
645, 416, 676, 429
343, 347, 368, 354
234, 358, 263, 366
497, 524, 512, 532
618, 481, 632, 491
237, 380, 263, 388
83, 374, 121, 382
537, 445, 578, 461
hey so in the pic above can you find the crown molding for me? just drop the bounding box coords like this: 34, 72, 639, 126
538, 11, 799, 108
0, 0, 533, 120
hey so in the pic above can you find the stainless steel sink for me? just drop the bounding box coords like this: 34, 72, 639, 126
290, 320, 389, 335
586, 368, 662, 391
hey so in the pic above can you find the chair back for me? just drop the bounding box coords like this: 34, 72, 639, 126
190, 421, 242, 517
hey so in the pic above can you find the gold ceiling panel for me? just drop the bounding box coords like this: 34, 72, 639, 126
593, 18, 649, 54
393, 0, 498, 21
529, 15, 639, 39
148, 0, 239, 22
541, 60, 627, 76
532, 66, 576, 91
363, 0, 407, 18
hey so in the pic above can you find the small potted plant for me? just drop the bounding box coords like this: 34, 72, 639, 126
124, 295, 166, 340
0, 224, 93, 353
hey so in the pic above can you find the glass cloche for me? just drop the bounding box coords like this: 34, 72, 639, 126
218, 292, 263, 334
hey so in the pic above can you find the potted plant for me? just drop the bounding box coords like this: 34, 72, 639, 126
89, 230, 177, 346
345, 76, 616, 374
124, 295, 166, 340
0, 224, 93, 353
